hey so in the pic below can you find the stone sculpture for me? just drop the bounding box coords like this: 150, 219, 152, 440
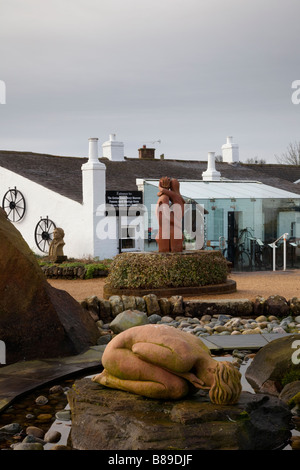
93, 324, 242, 404
49, 227, 67, 263
155, 177, 185, 252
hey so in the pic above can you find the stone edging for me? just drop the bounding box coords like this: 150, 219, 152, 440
103, 279, 237, 299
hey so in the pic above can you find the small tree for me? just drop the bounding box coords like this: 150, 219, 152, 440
275, 141, 300, 165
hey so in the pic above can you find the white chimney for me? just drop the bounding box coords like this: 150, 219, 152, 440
88, 137, 99, 164
102, 133, 125, 161
222, 136, 239, 163
202, 152, 221, 181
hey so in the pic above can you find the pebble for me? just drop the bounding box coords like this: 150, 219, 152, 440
44, 430, 62, 443
55, 410, 71, 421
35, 395, 48, 405
26, 426, 45, 439
147, 313, 300, 338
13, 442, 44, 451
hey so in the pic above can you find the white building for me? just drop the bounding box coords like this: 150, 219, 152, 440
1, 136, 300, 269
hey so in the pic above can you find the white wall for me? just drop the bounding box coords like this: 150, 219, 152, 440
0, 167, 95, 259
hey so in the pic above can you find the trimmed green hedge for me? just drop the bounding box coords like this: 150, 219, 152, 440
106, 251, 228, 289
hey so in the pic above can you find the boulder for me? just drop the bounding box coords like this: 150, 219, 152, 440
245, 334, 300, 395
264, 295, 290, 317
109, 310, 149, 334
0, 211, 99, 364
67, 378, 292, 450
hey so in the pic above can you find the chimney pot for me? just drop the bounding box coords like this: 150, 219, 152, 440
222, 136, 239, 163
202, 151, 221, 181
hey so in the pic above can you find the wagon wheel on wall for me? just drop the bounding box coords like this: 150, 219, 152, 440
2, 187, 26, 222
34, 217, 56, 253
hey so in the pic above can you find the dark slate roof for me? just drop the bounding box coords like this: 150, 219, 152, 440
1, 150, 300, 202
0, 150, 86, 203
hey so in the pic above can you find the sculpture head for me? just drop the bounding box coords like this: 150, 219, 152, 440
53, 227, 65, 241
208, 361, 242, 405
159, 176, 171, 189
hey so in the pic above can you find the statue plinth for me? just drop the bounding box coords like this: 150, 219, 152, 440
103, 250, 236, 299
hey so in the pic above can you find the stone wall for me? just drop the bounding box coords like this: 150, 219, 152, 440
41, 265, 109, 280
81, 293, 300, 324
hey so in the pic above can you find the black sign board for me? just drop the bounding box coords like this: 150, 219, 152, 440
106, 191, 143, 208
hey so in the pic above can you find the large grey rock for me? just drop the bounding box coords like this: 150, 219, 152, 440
110, 310, 149, 333
67, 378, 292, 450
0, 210, 99, 364
245, 334, 300, 395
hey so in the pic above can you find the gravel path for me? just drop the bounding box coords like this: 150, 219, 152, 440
47, 269, 300, 302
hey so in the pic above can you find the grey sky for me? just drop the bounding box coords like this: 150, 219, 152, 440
1, 0, 300, 163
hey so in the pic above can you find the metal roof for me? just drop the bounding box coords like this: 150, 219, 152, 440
144, 179, 300, 200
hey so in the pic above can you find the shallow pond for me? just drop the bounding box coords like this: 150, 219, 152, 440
0, 356, 299, 450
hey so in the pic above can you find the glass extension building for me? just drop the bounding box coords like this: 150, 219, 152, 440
141, 179, 300, 271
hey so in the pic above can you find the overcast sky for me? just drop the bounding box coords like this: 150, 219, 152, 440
1, 0, 300, 163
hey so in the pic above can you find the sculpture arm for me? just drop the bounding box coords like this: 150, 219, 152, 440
131, 341, 205, 387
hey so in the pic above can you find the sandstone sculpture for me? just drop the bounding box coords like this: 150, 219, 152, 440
49, 227, 67, 263
155, 177, 185, 252
93, 324, 242, 404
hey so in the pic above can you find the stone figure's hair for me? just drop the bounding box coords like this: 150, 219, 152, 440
209, 361, 242, 405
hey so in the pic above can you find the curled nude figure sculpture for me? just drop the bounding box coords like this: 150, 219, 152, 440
92, 324, 242, 405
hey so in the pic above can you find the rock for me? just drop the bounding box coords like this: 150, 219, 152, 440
50, 444, 72, 450
148, 314, 162, 324
22, 435, 45, 445
49, 385, 64, 395
245, 334, 300, 395
83, 295, 100, 321
13, 442, 44, 450
264, 295, 290, 318
36, 414, 53, 423
0, 423, 22, 435
158, 298, 171, 316
109, 296, 124, 318
135, 297, 146, 312
35, 395, 48, 405
44, 430, 62, 443
55, 410, 71, 421
98, 299, 112, 323
121, 295, 136, 311
26, 426, 45, 439
169, 296, 184, 315
253, 296, 266, 316
143, 294, 161, 316
67, 378, 292, 451
279, 381, 300, 407
291, 436, 300, 450
97, 334, 112, 345
0, 211, 99, 364
110, 310, 149, 334
289, 298, 300, 316
255, 315, 267, 323
242, 327, 261, 335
